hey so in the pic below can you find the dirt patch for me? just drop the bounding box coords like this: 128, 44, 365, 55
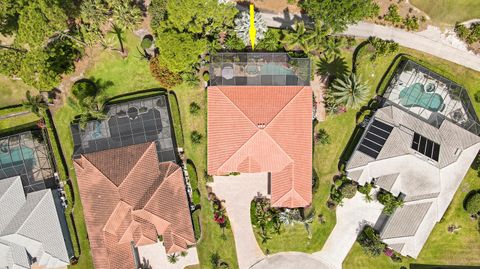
367, 0, 429, 31
237, 0, 302, 14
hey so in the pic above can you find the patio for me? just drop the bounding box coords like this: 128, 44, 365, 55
0, 130, 55, 192
137, 242, 199, 269
383, 59, 480, 135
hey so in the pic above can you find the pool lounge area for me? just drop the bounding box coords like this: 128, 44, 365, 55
383, 59, 480, 135
210, 52, 310, 86
0, 130, 55, 192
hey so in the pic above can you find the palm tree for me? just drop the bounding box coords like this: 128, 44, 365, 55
22, 91, 47, 117
210, 252, 230, 269
281, 21, 313, 52
110, 23, 126, 55
305, 20, 329, 53
316, 56, 349, 81
322, 37, 344, 59
167, 253, 178, 264
330, 73, 370, 109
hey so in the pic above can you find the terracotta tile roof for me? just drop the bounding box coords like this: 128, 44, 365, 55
74, 142, 195, 269
208, 86, 312, 208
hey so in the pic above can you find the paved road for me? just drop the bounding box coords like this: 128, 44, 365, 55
211, 173, 269, 269
238, 5, 480, 71
251, 252, 333, 269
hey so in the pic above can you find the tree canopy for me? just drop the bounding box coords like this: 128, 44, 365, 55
162, 0, 237, 37
301, 0, 379, 33
156, 32, 208, 74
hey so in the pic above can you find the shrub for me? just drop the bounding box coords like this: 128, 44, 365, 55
403, 15, 419, 31
149, 57, 182, 88
189, 102, 201, 115
358, 183, 373, 195
315, 128, 330, 144
224, 34, 246, 51
71, 79, 97, 100
256, 28, 283, 51
190, 131, 203, 144
384, 4, 402, 24
455, 23, 470, 40
340, 182, 357, 199
475, 91, 480, 103
368, 37, 399, 61
203, 71, 210, 81
357, 226, 385, 256
141, 36, 153, 49
377, 191, 404, 215
192, 189, 201, 205
465, 192, 480, 215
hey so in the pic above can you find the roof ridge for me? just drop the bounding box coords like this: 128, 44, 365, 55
217, 130, 294, 173
15, 190, 50, 235
119, 142, 157, 188
265, 86, 307, 128
211, 87, 259, 173
79, 155, 119, 190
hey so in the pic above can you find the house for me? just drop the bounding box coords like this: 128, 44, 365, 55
207, 53, 313, 208
73, 142, 195, 269
207, 86, 313, 208
346, 64, 480, 258
0, 176, 72, 268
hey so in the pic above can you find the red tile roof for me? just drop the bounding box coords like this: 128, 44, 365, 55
208, 86, 312, 208
73, 142, 195, 269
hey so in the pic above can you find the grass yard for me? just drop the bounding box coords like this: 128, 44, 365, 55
343, 42, 480, 268
83, 31, 159, 97
0, 112, 39, 131
410, 0, 480, 26
52, 30, 162, 269
0, 75, 37, 108
171, 83, 239, 269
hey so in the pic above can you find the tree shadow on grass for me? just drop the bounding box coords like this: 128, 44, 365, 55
316, 56, 349, 82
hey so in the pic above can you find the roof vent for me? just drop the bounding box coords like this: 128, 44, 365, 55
257, 123, 266, 129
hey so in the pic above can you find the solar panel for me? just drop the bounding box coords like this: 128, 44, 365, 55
358, 120, 394, 159
411, 132, 440, 161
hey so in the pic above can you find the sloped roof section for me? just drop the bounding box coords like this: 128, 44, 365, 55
208, 86, 312, 208
74, 142, 195, 269
0, 176, 71, 268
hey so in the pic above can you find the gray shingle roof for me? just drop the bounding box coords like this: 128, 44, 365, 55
0, 176, 70, 268
375, 173, 399, 191
380, 202, 433, 239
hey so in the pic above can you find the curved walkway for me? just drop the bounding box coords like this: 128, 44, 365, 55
238, 5, 480, 71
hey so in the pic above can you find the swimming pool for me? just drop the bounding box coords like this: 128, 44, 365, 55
261, 63, 294, 76
399, 83, 445, 112
0, 147, 36, 166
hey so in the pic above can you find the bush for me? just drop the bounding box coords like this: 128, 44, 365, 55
141, 36, 153, 49
403, 15, 419, 31
191, 131, 203, 144
256, 28, 283, 52
357, 226, 385, 257
475, 91, 480, 103
358, 182, 373, 195
189, 102, 201, 115
368, 37, 399, 61
150, 57, 182, 88
203, 72, 210, 81
224, 34, 246, 51
315, 128, 331, 144
384, 4, 402, 24
377, 191, 404, 215
340, 182, 357, 199
71, 79, 97, 100
465, 192, 480, 215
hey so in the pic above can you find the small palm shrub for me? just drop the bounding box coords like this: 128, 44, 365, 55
465, 192, 480, 215
203, 71, 210, 81
357, 226, 386, 257
377, 191, 404, 215
315, 128, 330, 144
189, 102, 201, 115
141, 36, 153, 49
330, 73, 370, 109
190, 131, 203, 144
167, 253, 178, 264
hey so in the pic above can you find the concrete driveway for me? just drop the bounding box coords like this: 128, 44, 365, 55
251, 252, 334, 269
137, 242, 199, 269
211, 173, 269, 269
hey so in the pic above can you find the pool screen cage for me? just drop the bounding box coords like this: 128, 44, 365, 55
382, 59, 480, 135
0, 130, 55, 193
71, 95, 177, 163
210, 52, 310, 86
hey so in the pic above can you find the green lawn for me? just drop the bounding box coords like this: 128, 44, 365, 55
0, 111, 39, 131
410, 0, 480, 26
53, 31, 161, 269
0, 75, 37, 108
84, 31, 159, 97
171, 83, 239, 269
343, 43, 480, 268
